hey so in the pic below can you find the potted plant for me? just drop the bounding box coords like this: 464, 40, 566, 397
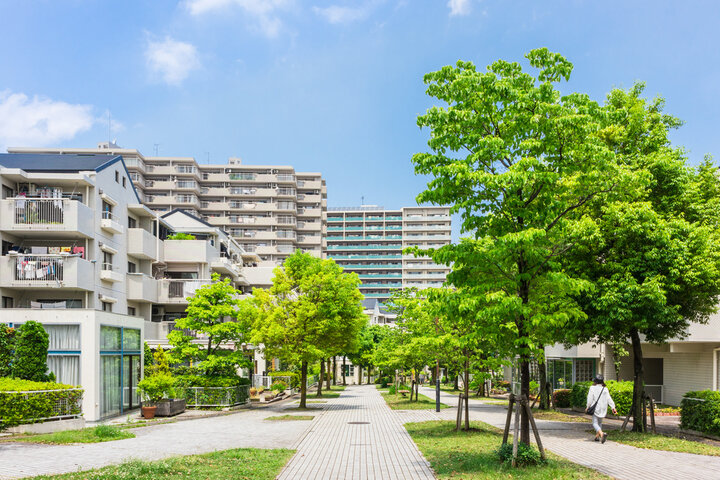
138, 373, 176, 419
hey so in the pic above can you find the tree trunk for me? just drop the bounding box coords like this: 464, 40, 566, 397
538, 355, 549, 410
453, 371, 459, 391
299, 361, 308, 409
326, 358, 331, 391
332, 357, 337, 385
520, 357, 531, 444
342, 356, 347, 386
630, 328, 645, 432
358, 365, 363, 385
317, 358, 324, 397
463, 357, 470, 430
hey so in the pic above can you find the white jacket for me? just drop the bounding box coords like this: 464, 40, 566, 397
586, 384, 616, 418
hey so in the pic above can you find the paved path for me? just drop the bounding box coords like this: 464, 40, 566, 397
0, 401, 310, 479
277, 385, 435, 480
418, 386, 720, 480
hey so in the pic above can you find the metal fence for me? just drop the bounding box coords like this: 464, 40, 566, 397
1, 388, 83, 423
12, 255, 65, 282
176, 385, 250, 407
13, 198, 65, 225
252, 375, 291, 389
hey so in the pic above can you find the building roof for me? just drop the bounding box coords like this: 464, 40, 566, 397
162, 209, 226, 234
0, 153, 122, 172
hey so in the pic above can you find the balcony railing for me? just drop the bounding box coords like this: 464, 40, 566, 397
12, 198, 65, 225
12, 255, 65, 281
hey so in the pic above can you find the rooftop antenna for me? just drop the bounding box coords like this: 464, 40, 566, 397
153, 144, 159, 156
361, 196, 364, 205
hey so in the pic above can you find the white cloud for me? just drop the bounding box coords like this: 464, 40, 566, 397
448, 0, 472, 16
185, 0, 291, 37
145, 37, 201, 85
313, 5, 370, 24
0, 91, 95, 151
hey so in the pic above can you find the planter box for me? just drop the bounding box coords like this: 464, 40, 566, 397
154, 399, 186, 417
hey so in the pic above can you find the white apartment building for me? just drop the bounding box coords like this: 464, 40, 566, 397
0, 153, 254, 420
326, 205, 452, 305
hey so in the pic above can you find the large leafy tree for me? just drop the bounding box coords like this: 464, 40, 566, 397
12, 321, 51, 381
566, 85, 720, 430
411, 48, 621, 444
347, 324, 388, 385
250, 251, 365, 408
168, 273, 253, 376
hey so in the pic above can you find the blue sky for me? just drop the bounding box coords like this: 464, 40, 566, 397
1, 1, 719, 240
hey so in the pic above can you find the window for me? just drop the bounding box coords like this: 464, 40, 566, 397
102, 201, 113, 220
342, 365, 355, 377
122, 177, 126, 188
44, 325, 80, 386
128, 307, 136, 316
127, 262, 136, 273
1, 296, 13, 308
102, 301, 112, 312
103, 252, 113, 271
128, 217, 137, 229
115, 171, 119, 183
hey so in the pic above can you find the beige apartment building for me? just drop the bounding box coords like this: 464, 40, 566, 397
0, 152, 254, 420
8, 144, 327, 270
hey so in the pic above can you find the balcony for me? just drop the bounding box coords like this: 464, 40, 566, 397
100, 263, 123, 283
327, 245, 402, 251
100, 211, 124, 235
163, 239, 215, 263
210, 256, 242, 277
157, 279, 211, 303
0, 198, 94, 238
127, 228, 162, 261
0, 254, 94, 290
127, 274, 159, 302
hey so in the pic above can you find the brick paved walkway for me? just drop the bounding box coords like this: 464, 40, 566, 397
277, 385, 435, 480
418, 386, 720, 480
0, 401, 310, 479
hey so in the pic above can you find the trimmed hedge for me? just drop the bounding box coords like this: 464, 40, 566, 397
680, 390, 720, 437
552, 389, 572, 408
269, 371, 300, 389
570, 380, 633, 416
0, 378, 83, 429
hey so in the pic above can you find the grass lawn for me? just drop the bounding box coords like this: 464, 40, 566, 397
382, 391, 450, 410
265, 415, 315, 421
530, 410, 587, 423
608, 430, 720, 456
11, 426, 135, 445
23, 448, 294, 480
309, 384, 346, 399
406, 421, 611, 479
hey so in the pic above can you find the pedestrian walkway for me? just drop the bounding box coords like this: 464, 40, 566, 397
0, 401, 310, 479
278, 385, 435, 480
419, 386, 720, 480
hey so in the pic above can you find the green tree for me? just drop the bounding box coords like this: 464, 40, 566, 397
0, 325, 16, 377
168, 273, 252, 376
411, 48, 621, 444
566, 85, 720, 431
250, 251, 365, 408
347, 324, 388, 385
12, 321, 50, 381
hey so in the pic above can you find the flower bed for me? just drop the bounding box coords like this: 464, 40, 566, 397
0, 378, 83, 429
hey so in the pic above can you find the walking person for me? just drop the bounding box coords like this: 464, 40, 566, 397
586, 374, 617, 443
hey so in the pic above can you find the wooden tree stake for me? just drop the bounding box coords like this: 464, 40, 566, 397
522, 395, 546, 460
502, 393, 515, 444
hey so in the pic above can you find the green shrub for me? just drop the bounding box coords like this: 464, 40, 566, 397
497, 442, 544, 466
552, 389, 572, 408
388, 385, 397, 394
269, 371, 300, 389
0, 326, 15, 377
138, 373, 176, 404
680, 390, 720, 437
270, 380, 288, 393
570, 380, 633, 416
12, 321, 51, 381
0, 378, 83, 429
529, 380, 539, 395
167, 232, 196, 240
494, 380, 511, 392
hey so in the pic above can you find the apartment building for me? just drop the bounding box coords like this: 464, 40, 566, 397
326, 205, 452, 304
0, 153, 253, 420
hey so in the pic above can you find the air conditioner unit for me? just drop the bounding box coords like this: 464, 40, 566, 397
98, 189, 104, 195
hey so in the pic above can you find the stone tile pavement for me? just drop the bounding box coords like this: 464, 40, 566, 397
277, 385, 435, 480
0, 399, 311, 479
418, 386, 720, 480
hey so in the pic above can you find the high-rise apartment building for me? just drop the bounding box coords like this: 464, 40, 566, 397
9, 144, 327, 267
326, 206, 452, 304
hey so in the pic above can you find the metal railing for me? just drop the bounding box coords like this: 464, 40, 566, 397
11, 255, 66, 281
252, 375, 291, 389
176, 385, 250, 407
13, 198, 66, 225
0, 388, 83, 423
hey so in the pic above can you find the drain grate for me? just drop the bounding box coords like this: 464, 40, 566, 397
347, 421, 370, 425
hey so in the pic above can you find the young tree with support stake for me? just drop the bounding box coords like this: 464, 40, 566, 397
565, 85, 720, 432
412, 48, 622, 446
250, 251, 366, 409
